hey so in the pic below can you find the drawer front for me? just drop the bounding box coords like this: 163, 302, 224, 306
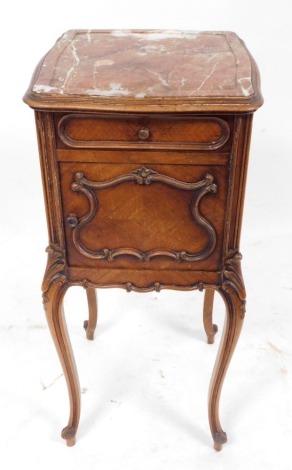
57, 113, 231, 151
60, 163, 229, 271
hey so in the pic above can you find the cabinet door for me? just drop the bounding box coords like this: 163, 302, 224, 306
60, 162, 229, 271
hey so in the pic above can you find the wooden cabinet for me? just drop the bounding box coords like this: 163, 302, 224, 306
24, 30, 263, 451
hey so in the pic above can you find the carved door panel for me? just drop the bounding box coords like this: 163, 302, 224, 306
60, 162, 229, 271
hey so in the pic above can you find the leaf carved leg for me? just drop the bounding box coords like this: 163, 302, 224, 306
43, 281, 81, 446
84, 287, 98, 340
203, 288, 218, 344
41, 248, 81, 446
208, 252, 246, 451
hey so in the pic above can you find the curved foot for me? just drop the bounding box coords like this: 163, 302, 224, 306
208, 252, 246, 450
213, 431, 227, 451
62, 425, 77, 447
203, 288, 218, 344
207, 323, 218, 345
83, 320, 94, 340
84, 287, 98, 340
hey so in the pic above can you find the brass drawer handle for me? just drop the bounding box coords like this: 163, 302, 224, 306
138, 127, 150, 140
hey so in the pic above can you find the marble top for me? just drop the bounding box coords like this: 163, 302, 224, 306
24, 30, 263, 111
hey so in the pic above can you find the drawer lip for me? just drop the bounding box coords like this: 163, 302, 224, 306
57, 113, 230, 151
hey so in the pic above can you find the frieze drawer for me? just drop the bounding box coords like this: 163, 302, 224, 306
56, 113, 232, 151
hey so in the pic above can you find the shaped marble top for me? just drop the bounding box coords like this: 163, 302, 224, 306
24, 30, 263, 112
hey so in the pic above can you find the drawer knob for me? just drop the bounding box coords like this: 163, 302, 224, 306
66, 213, 78, 228
139, 127, 150, 140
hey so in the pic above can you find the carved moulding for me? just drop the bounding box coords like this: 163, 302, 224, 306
66, 167, 217, 262
42, 243, 67, 303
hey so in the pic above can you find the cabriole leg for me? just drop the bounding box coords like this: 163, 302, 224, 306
43, 281, 81, 446
208, 252, 246, 451
84, 287, 98, 340
203, 288, 218, 344
42, 244, 81, 447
